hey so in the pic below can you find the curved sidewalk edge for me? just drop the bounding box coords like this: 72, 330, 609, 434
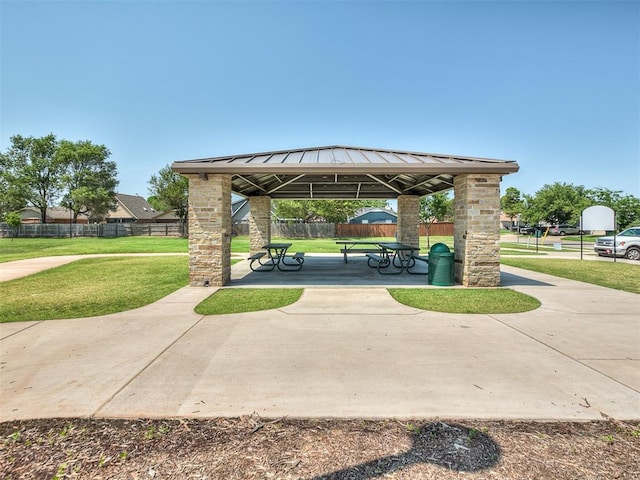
1, 263, 638, 423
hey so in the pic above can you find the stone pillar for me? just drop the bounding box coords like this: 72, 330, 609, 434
396, 195, 420, 247
453, 174, 501, 287
249, 196, 271, 255
187, 174, 232, 287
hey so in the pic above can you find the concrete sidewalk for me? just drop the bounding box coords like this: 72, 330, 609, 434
1, 260, 638, 422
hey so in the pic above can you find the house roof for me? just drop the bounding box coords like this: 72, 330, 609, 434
19, 206, 88, 221
172, 145, 519, 199
114, 194, 157, 220
352, 207, 398, 219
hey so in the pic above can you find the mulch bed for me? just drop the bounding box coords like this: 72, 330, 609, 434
1, 416, 639, 479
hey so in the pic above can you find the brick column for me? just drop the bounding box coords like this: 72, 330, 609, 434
397, 195, 420, 247
187, 174, 232, 287
249, 196, 271, 255
453, 174, 501, 287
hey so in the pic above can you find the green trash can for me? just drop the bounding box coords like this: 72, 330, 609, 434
428, 243, 454, 286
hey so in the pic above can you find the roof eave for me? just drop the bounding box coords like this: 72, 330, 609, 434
171, 162, 519, 176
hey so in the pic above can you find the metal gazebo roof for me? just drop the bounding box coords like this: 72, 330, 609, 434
171, 145, 519, 199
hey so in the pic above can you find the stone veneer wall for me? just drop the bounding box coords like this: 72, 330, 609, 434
187, 174, 232, 287
249, 196, 271, 255
453, 174, 501, 287
397, 195, 420, 247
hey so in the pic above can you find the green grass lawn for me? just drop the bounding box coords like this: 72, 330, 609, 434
500, 248, 546, 256
1, 235, 454, 262
502, 258, 640, 294
195, 288, 303, 315
0, 256, 188, 322
4, 235, 636, 321
0, 236, 188, 262
388, 288, 541, 313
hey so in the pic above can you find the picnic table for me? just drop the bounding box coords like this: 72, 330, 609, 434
248, 243, 305, 272
335, 240, 383, 263
367, 242, 428, 275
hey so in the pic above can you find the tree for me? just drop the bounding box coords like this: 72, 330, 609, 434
272, 199, 387, 223
0, 153, 28, 219
526, 182, 591, 225
613, 195, 640, 230
147, 195, 171, 212
4, 211, 22, 240
500, 187, 524, 228
2, 134, 64, 223
587, 187, 640, 230
273, 200, 317, 222
57, 140, 118, 222
419, 192, 453, 223
419, 192, 454, 248
314, 200, 387, 223
148, 165, 189, 227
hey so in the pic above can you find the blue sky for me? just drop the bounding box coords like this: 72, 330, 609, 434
2, 0, 639, 201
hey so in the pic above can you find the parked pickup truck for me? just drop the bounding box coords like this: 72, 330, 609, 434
594, 227, 640, 260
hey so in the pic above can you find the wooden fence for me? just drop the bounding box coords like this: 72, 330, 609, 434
233, 222, 453, 238
0, 222, 187, 238
233, 223, 336, 238
2, 221, 452, 239
335, 222, 453, 237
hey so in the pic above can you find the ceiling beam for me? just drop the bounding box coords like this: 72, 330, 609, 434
366, 174, 403, 195
266, 174, 306, 195
235, 175, 266, 192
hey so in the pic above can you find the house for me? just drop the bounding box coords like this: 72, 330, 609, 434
106, 193, 158, 223
18, 206, 89, 224
349, 208, 397, 224
152, 210, 180, 223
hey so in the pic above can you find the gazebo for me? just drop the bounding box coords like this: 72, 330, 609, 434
171, 145, 519, 287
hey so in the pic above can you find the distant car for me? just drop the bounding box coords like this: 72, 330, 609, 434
548, 224, 581, 236
519, 225, 535, 235
594, 227, 640, 260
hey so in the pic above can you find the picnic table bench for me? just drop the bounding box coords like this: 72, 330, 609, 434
335, 241, 383, 263
366, 243, 429, 275
249, 243, 304, 272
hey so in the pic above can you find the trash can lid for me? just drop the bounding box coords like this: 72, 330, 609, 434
429, 242, 451, 254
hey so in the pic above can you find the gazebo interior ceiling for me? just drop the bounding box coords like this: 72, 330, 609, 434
171, 145, 519, 199
231, 172, 455, 199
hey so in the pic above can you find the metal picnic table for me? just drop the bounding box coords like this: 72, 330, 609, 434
367, 242, 428, 275
248, 243, 305, 272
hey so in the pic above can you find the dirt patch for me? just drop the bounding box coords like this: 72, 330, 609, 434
1, 416, 639, 479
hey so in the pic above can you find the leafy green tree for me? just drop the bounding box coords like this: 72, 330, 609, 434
4, 211, 22, 240
587, 187, 640, 230
272, 200, 315, 222
0, 153, 28, 218
500, 187, 524, 227
419, 192, 454, 248
526, 182, 591, 225
273, 199, 386, 223
2, 134, 64, 223
315, 200, 387, 223
57, 140, 119, 222
419, 192, 453, 223
147, 195, 171, 212
148, 165, 189, 226
613, 195, 640, 230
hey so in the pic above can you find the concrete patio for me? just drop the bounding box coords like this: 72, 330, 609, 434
1, 257, 638, 422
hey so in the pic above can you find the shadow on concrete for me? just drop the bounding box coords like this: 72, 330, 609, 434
309, 421, 501, 479
231, 254, 431, 287
500, 271, 553, 287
